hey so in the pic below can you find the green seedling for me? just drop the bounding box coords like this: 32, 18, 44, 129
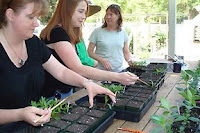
132, 60, 148, 67
175, 102, 200, 132
153, 67, 164, 75
101, 84, 124, 109
149, 80, 156, 88
31, 97, 71, 119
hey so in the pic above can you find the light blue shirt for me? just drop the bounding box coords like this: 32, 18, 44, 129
89, 27, 129, 72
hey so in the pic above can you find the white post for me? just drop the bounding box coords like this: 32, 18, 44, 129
168, 0, 176, 58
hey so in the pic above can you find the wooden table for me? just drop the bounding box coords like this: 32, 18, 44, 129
104, 61, 198, 133
63, 60, 198, 133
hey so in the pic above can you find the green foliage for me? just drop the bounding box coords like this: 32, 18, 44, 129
153, 67, 165, 75
137, 51, 151, 59
179, 69, 200, 95
129, 35, 134, 54
151, 97, 178, 133
43, 0, 200, 24
92, 0, 199, 23
132, 61, 148, 67
151, 61, 200, 133
124, 27, 134, 54
153, 32, 167, 50
175, 65, 200, 132
149, 80, 156, 88
179, 89, 200, 107
31, 97, 70, 120
102, 84, 124, 94
175, 102, 200, 132
101, 84, 124, 108
39, 0, 58, 25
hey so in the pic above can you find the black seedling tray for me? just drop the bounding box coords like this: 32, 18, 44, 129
92, 112, 116, 133
114, 93, 157, 122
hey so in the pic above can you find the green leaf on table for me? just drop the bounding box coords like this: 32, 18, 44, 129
160, 97, 170, 110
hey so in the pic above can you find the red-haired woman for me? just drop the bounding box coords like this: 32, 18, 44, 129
40, 0, 138, 99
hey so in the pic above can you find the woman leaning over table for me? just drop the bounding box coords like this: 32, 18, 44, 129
88, 4, 133, 72
0, 0, 116, 131
40, 0, 138, 98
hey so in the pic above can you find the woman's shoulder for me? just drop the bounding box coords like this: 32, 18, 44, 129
50, 26, 70, 43
26, 35, 40, 43
118, 28, 128, 35
93, 27, 103, 32
26, 35, 45, 48
120, 28, 127, 33
26, 35, 51, 58
51, 26, 67, 34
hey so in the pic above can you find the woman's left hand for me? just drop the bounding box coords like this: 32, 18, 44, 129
93, 60, 98, 67
21, 106, 51, 126
84, 81, 116, 108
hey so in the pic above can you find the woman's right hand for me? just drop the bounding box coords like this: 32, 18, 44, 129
21, 106, 51, 126
117, 72, 139, 85
101, 59, 112, 71
84, 81, 116, 108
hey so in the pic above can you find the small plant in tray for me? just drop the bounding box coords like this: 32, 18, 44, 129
130, 60, 149, 68
97, 84, 124, 108
153, 67, 165, 75
31, 97, 71, 119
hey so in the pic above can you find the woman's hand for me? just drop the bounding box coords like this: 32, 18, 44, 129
117, 72, 139, 85
100, 59, 112, 71
21, 106, 51, 126
84, 81, 116, 108
128, 59, 134, 67
93, 60, 98, 67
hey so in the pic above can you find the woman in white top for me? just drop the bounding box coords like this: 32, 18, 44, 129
88, 4, 133, 72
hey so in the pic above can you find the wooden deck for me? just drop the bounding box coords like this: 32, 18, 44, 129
105, 61, 198, 133
63, 60, 198, 133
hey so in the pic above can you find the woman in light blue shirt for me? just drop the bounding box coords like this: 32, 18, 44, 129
88, 4, 133, 72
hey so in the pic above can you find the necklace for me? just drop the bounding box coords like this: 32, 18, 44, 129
2, 30, 24, 66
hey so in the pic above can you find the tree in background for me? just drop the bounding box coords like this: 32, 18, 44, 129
40, 0, 58, 25
91, 0, 200, 23
177, 0, 200, 20
39, 0, 200, 24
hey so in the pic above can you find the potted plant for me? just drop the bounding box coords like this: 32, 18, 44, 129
151, 97, 178, 133
151, 61, 200, 133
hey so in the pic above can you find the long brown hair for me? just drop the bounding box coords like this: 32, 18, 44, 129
0, 0, 48, 29
40, 0, 88, 45
102, 4, 123, 32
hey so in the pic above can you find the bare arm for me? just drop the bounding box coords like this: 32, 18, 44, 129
123, 41, 132, 63
87, 42, 105, 64
43, 55, 87, 88
0, 107, 51, 126
0, 109, 24, 125
50, 41, 138, 85
0, 54, 116, 126
87, 42, 112, 70
43, 55, 116, 107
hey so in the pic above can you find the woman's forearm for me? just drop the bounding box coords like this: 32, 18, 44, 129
59, 68, 87, 88
0, 109, 22, 125
77, 65, 119, 82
